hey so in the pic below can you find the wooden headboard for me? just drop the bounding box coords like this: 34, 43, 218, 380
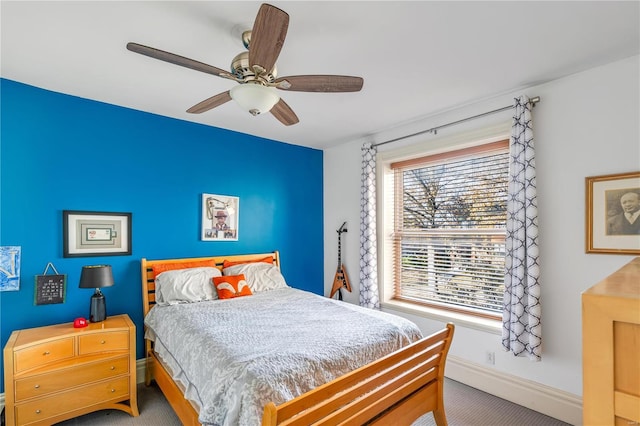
140, 251, 280, 317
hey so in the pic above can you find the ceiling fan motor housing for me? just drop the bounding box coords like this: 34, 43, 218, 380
231, 51, 277, 84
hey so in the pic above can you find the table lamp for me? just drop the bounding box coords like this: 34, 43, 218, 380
79, 265, 114, 322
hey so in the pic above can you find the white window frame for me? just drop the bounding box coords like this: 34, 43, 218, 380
377, 123, 510, 333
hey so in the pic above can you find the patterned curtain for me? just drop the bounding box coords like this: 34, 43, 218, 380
502, 95, 541, 361
359, 143, 380, 309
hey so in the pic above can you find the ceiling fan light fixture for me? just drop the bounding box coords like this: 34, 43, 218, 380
230, 83, 279, 116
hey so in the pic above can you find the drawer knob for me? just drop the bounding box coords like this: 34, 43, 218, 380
111, 388, 116, 393
34, 384, 40, 389
101, 340, 106, 344
43, 351, 50, 355
35, 409, 41, 414
110, 366, 116, 370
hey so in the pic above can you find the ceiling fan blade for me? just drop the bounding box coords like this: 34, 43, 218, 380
187, 91, 232, 114
127, 42, 234, 80
270, 99, 299, 126
249, 4, 289, 73
274, 75, 364, 92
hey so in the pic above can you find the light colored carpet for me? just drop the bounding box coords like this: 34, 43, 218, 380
412, 379, 570, 426
55, 379, 570, 425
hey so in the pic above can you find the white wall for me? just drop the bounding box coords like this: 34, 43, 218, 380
323, 55, 639, 416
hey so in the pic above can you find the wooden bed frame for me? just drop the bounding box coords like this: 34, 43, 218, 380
141, 251, 454, 426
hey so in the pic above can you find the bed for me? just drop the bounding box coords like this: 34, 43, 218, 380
141, 251, 453, 426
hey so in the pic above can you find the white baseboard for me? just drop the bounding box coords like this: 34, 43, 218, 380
2, 357, 583, 425
446, 355, 583, 425
137, 358, 146, 384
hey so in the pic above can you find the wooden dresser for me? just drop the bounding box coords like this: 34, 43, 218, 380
582, 257, 640, 425
3, 314, 139, 425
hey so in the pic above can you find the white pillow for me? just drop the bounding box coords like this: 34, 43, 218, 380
155, 267, 222, 305
223, 263, 289, 292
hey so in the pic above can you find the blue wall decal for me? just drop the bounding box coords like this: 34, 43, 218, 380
0, 246, 21, 291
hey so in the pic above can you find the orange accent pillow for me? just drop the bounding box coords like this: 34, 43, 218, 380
222, 256, 273, 269
152, 260, 218, 278
213, 275, 253, 299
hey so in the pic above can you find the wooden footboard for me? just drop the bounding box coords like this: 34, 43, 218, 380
262, 323, 455, 426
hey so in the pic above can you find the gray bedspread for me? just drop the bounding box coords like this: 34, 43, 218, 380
144, 287, 422, 426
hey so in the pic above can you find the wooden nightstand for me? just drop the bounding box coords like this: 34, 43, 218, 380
3, 314, 139, 426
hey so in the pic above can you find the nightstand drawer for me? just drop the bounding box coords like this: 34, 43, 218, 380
78, 331, 129, 354
15, 355, 129, 401
15, 376, 130, 425
14, 338, 74, 373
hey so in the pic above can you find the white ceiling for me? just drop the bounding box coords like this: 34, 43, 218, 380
2, 1, 639, 150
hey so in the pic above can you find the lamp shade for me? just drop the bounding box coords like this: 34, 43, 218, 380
79, 265, 114, 289
230, 83, 279, 116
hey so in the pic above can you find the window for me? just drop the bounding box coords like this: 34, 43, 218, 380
388, 140, 509, 320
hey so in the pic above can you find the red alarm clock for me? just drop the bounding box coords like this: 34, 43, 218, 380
73, 317, 88, 328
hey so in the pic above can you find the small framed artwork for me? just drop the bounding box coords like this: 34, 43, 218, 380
202, 194, 239, 241
63, 211, 132, 257
34, 262, 66, 305
586, 171, 640, 255
0, 246, 21, 292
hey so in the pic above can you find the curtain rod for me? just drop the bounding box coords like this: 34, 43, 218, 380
372, 96, 540, 148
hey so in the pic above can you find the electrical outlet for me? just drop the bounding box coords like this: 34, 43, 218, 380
485, 351, 495, 365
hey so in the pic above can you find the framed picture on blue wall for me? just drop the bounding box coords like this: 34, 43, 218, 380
202, 194, 239, 241
63, 211, 132, 257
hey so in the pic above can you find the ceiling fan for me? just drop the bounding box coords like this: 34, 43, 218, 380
126, 3, 364, 126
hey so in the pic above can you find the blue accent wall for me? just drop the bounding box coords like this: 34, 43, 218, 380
0, 79, 323, 392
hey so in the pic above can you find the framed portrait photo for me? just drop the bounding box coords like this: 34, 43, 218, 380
586, 171, 640, 255
63, 211, 132, 257
201, 194, 239, 241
